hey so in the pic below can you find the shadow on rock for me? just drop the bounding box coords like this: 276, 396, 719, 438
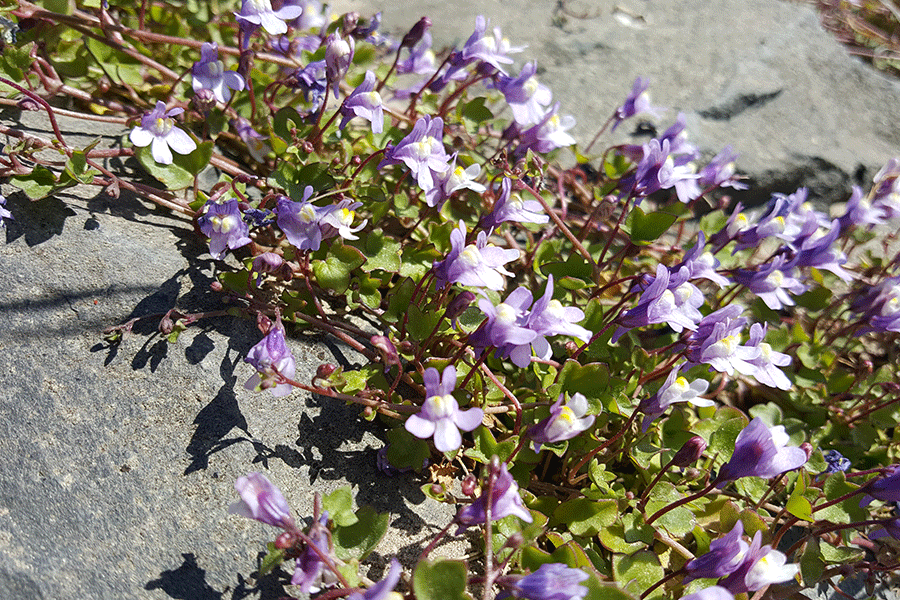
230, 553, 292, 600
3, 191, 77, 246
145, 553, 222, 600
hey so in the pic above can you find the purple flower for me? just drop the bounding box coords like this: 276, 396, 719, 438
404, 365, 483, 453
682, 305, 760, 377
380, 115, 450, 193
433, 221, 520, 291
732, 255, 806, 311
626, 137, 700, 203
680, 587, 734, 600
517, 103, 576, 155
318, 199, 367, 241
684, 521, 747, 582
715, 418, 808, 485
244, 323, 297, 397
292, 512, 338, 593
496, 62, 553, 126
502, 274, 590, 368
675, 232, 730, 288
235, 0, 303, 35
612, 77, 665, 131
456, 461, 532, 533
504, 563, 589, 600
745, 323, 792, 390
469, 288, 537, 354
0, 193, 13, 226
869, 518, 900, 542
719, 531, 799, 593
459, 15, 524, 74
849, 276, 900, 333
867, 465, 900, 503
192, 42, 245, 104
638, 368, 711, 431
529, 393, 595, 452
228, 472, 295, 529
325, 32, 354, 95
838, 185, 885, 230
340, 71, 385, 133
482, 177, 548, 231
197, 198, 252, 259
347, 558, 401, 600
613, 264, 702, 342
289, 59, 328, 110
129, 101, 196, 165
426, 154, 487, 209
276, 186, 326, 251
233, 117, 270, 163
699, 145, 747, 190
791, 219, 852, 282
822, 449, 851, 474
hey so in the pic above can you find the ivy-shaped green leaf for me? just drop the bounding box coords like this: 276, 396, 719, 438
322, 487, 358, 527
333, 506, 389, 561
413, 560, 471, 600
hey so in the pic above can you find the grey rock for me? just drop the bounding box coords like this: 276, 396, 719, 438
343, 0, 900, 205
0, 108, 463, 600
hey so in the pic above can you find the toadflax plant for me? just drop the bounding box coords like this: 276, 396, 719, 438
3, 1, 900, 599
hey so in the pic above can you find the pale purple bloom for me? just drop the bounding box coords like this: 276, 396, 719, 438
276, 187, 325, 251
684, 521, 747, 582
791, 219, 853, 282
129, 101, 196, 165
0, 193, 12, 226
849, 276, 900, 333
380, 115, 450, 193
501, 274, 590, 368
405, 365, 483, 453
340, 71, 384, 133
289, 59, 327, 110
624, 138, 700, 203
699, 145, 747, 190
197, 198, 251, 259
318, 199, 367, 242
469, 289, 537, 358
496, 62, 553, 126
638, 368, 712, 431
517, 102, 576, 155
228, 472, 295, 529
505, 563, 589, 600
676, 232, 730, 288
433, 221, 520, 291
233, 117, 270, 163
716, 418, 808, 485
192, 42, 245, 104
612, 77, 665, 131
292, 512, 338, 593
244, 324, 297, 397
680, 587, 734, 600
613, 264, 702, 342
872, 157, 900, 217
838, 186, 885, 230
683, 305, 760, 377
325, 32, 354, 95
719, 531, 799, 593
283, 0, 329, 31
482, 177, 548, 230
347, 558, 401, 600
235, 0, 303, 35
745, 323, 792, 390
529, 393, 595, 452
732, 255, 806, 311
456, 461, 532, 532
426, 153, 487, 209
397, 31, 436, 75
459, 15, 524, 74
869, 518, 900, 542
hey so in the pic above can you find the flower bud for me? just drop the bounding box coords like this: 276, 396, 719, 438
210, 281, 223, 292
275, 531, 298, 549
461, 474, 478, 497
800, 442, 814, 460
371, 335, 399, 368
670, 435, 708, 468
316, 363, 337, 380
400, 16, 431, 49
445, 291, 475, 322
325, 32, 354, 84
159, 314, 175, 335
192, 88, 216, 115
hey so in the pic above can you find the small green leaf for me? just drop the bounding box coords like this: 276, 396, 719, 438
819, 541, 864, 564
258, 543, 286, 576
333, 506, 389, 561
558, 360, 610, 401
385, 428, 430, 472
800, 538, 824, 585
554, 498, 617, 537
11, 165, 74, 200
173, 140, 213, 176
322, 487, 358, 527
612, 551, 664, 600
461, 97, 493, 124
413, 560, 471, 600
584, 575, 636, 600
625, 206, 680, 244
406, 304, 442, 342
134, 146, 195, 190
786, 473, 814, 522
359, 231, 401, 272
